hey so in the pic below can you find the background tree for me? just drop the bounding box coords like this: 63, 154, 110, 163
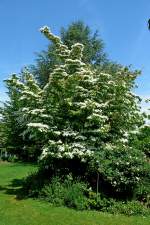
0, 71, 44, 161
0, 76, 24, 158
0, 120, 6, 158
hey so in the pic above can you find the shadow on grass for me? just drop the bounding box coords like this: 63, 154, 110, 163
0, 178, 27, 200
9, 178, 25, 187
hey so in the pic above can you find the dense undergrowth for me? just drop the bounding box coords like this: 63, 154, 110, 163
21, 158, 150, 216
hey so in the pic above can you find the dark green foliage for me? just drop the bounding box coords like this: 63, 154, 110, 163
22, 158, 88, 198
106, 201, 150, 216
40, 176, 66, 206
0, 121, 6, 151
0, 78, 24, 158
22, 170, 47, 197
1, 72, 44, 162
22, 170, 150, 215
61, 21, 107, 65
40, 157, 88, 179
136, 173, 150, 206
87, 191, 115, 210
137, 126, 150, 157
88, 144, 148, 199
129, 126, 150, 206
40, 176, 88, 210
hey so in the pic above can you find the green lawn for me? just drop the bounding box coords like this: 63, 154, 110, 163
0, 162, 149, 225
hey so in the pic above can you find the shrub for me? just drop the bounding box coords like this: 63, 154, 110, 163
88, 144, 148, 199
7, 155, 18, 162
40, 176, 65, 206
63, 178, 88, 210
106, 201, 150, 216
136, 180, 150, 207
22, 170, 150, 216
40, 175, 89, 210
87, 191, 115, 210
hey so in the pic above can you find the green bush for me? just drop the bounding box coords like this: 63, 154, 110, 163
136, 180, 150, 207
87, 191, 115, 210
106, 201, 150, 216
63, 179, 88, 210
88, 144, 149, 199
7, 155, 18, 162
23, 170, 150, 216
40, 175, 89, 210
40, 176, 65, 206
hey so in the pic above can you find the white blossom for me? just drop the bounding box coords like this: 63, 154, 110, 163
27, 123, 49, 129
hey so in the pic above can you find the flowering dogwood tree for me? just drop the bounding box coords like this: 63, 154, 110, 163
2, 27, 148, 196
38, 26, 143, 163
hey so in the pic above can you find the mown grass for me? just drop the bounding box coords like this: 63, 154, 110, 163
0, 161, 149, 225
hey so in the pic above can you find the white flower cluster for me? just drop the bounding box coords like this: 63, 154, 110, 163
27, 123, 49, 133
41, 141, 93, 160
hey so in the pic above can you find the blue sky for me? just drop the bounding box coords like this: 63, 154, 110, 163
0, 0, 150, 109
